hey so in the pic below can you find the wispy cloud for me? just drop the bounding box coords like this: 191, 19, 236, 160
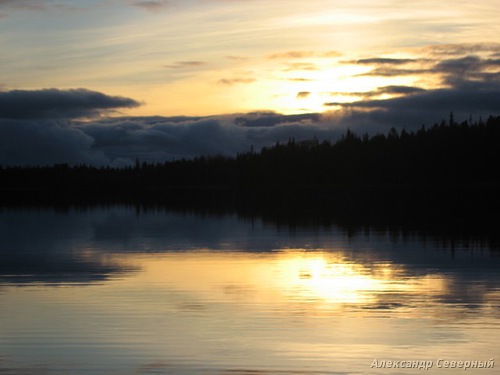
225, 55, 249, 61
268, 51, 316, 59
0, 0, 45, 11
164, 61, 207, 69
354, 58, 417, 65
357, 67, 429, 77
420, 43, 500, 57
132, 1, 166, 10
0, 0, 85, 13
217, 78, 256, 85
324, 79, 500, 133
268, 50, 341, 59
328, 85, 426, 99
320, 46, 500, 130
434, 55, 500, 85
287, 77, 313, 82
349, 56, 432, 77
283, 62, 318, 71
352, 54, 500, 85
375, 85, 426, 95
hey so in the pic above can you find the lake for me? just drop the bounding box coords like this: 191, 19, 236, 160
0, 205, 498, 374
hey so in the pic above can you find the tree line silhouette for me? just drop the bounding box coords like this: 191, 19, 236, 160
2, 114, 499, 192
2, 114, 499, 247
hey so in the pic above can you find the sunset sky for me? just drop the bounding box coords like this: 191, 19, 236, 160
1, 0, 500, 165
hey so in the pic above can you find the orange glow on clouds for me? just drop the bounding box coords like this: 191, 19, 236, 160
1, 0, 499, 116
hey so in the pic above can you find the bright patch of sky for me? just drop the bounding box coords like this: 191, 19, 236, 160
1, 0, 500, 115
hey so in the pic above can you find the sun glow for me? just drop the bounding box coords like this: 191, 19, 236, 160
125, 250, 446, 309
275, 254, 392, 304
267, 60, 418, 114
123, 49, 436, 117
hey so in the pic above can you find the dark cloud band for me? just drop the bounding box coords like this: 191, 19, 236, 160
0, 89, 140, 119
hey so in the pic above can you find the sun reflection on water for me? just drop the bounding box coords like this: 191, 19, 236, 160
281, 256, 387, 304
125, 249, 449, 313
2, 245, 499, 375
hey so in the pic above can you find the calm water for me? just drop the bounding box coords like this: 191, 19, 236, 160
0, 207, 499, 374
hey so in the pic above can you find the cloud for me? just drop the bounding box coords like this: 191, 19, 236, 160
2, 81, 499, 167
0, 87, 498, 166
0, 111, 344, 166
164, 61, 207, 69
328, 85, 426, 99
0, 0, 45, 11
0, 119, 110, 166
421, 43, 500, 56
317, 49, 500, 134
318, 49, 500, 132
283, 62, 318, 71
225, 55, 248, 61
268, 50, 341, 59
434, 55, 500, 86
0, 88, 139, 166
356, 52, 500, 84
0, 209, 136, 284
358, 67, 429, 77
350, 56, 430, 77
324, 82, 500, 132
296, 91, 310, 99
234, 112, 320, 127
0, 88, 140, 120
2, 45, 500, 167
288, 77, 313, 82
376, 85, 426, 95
435, 55, 483, 74
81, 113, 333, 164
322, 51, 342, 58
268, 51, 316, 59
0, 0, 83, 14
327, 86, 500, 113
132, 1, 170, 11
218, 78, 256, 85
354, 57, 417, 65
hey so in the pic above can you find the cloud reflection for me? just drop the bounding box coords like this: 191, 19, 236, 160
127, 249, 498, 321
0, 207, 499, 317
1, 207, 500, 375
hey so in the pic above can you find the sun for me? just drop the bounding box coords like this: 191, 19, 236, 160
269, 63, 365, 114
266, 59, 418, 115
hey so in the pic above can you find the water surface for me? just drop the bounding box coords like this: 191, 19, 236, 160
1, 207, 498, 374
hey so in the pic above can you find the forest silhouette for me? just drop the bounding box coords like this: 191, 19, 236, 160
2, 113, 499, 192
2, 114, 499, 248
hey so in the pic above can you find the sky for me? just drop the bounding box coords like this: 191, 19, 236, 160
1, 0, 500, 165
